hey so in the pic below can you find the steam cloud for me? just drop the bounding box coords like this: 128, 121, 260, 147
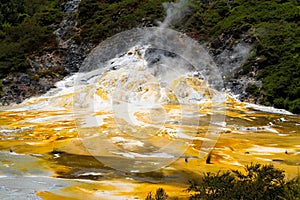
159, 0, 191, 28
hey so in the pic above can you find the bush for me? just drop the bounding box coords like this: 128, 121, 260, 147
246, 84, 260, 97
145, 164, 300, 199
146, 188, 168, 200
0, 0, 64, 78
78, 0, 172, 43
187, 163, 299, 200
283, 176, 300, 200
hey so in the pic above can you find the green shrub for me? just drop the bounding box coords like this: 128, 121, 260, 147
146, 188, 168, 200
0, 0, 64, 78
187, 163, 292, 200
145, 164, 300, 199
246, 84, 260, 97
78, 0, 171, 43
283, 176, 300, 200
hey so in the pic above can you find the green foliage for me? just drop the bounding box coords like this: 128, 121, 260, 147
0, 0, 26, 28
145, 165, 300, 199
182, 0, 300, 113
146, 188, 168, 200
0, 79, 2, 96
283, 176, 300, 200
0, 0, 64, 78
187, 163, 295, 200
246, 84, 260, 97
78, 0, 171, 43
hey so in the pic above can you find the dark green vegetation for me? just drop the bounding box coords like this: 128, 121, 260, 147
180, 0, 300, 113
77, 0, 172, 43
146, 164, 300, 200
146, 188, 169, 200
187, 163, 300, 200
0, 0, 64, 77
0, 0, 299, 113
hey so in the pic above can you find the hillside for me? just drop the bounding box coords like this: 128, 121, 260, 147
0, 0, 66, 103
0, 0, 299, 113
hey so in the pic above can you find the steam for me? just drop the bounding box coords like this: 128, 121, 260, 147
159, 0, 191, 28
73, 0, 228, 172
216, 42, 252, 79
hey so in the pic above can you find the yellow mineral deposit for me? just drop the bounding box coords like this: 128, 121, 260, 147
0, 64, 299, 199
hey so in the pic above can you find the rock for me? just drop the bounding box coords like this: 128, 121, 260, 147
208, 31, 262, 103
0, 0, 91, 105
